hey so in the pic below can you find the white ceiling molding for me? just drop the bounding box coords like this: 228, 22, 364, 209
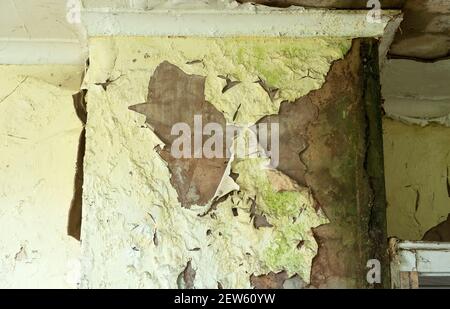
0, 0, 401, 64
0, 0, 86, 65
0, 39, 86, 65
80, 6, 401, 38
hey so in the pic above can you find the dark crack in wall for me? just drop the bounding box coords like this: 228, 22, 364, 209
68, 89, 87, 241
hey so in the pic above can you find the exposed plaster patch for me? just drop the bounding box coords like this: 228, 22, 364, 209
257, 97, 319, 186
129, 61, 228, 208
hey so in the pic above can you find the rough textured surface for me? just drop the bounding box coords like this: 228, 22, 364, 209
84, 37, 352, 124
0, 65, 83, 288
232, 158, 328, 280
384, 118, 450, 240
244, 0, 449, 61
246, 39, 389, 288
81, 36, 355, 288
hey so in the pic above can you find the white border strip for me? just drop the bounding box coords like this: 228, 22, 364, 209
81, 8, 401, 38
394, 241, 450, 273
399, 241, 450, 251
0, 39, 86, 65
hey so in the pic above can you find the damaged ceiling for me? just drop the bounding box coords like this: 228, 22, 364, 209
389, 0, 450, 60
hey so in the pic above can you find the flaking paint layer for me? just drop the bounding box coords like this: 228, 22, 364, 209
81, 37, 350, 288
84, 37, 351, 124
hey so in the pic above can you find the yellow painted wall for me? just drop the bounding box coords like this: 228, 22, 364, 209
0, 65, 83, 288
384, 118, 450, 240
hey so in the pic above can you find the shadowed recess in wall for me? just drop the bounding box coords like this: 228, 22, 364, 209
129, 61, 229, 208
68, 89, 87, 241
422, 214, 450, 242
250, 271, 288, 289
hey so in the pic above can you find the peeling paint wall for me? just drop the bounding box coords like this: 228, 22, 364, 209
0, 65, 83, 288
384, 118, 450, 240
81, 37, 387, 288
81, 36, 349, 288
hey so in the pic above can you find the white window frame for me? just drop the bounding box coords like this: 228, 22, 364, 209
390, 240, 450, 288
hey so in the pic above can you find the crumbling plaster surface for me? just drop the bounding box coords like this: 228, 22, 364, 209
83, 37, 352, 124
384, 118, 450, 240
382, 59, 450, 127
80, 36, 352, 288
0, 65, 83, 288
389, 0, 450, 60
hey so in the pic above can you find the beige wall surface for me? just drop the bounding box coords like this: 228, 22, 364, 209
0, 65, 83, 288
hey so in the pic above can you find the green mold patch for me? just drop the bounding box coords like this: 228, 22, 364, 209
225, 38, 352, 103
233, 159, 303, 219
232, 158, 328, 280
